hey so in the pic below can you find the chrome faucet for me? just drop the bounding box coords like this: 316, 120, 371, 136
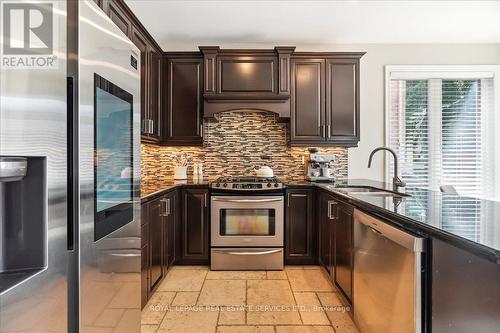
368, 147, 406, 192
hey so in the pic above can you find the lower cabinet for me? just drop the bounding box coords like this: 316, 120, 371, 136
285, 188, 316, 264
141, 205, 150, 308
141, 190, 177, 308
318, 190, 354, 305
318, 191, 334, 272
149, 198, 164, 290
333, 200, 354, 304
179, 188, 210, 264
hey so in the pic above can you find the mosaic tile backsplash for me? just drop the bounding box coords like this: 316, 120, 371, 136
141, 111, 348, 183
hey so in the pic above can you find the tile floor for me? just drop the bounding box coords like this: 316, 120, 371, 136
141, 265, 359, 333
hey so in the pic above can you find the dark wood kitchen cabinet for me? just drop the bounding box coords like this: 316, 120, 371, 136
163, 191, 177, 269
162, 54, 204, 146
199, 47, 295, 97
147, 49, 161, 141
290, 59, 325, 143
96, 0, 163, 142
141, 190, 177, 308
130, 28, 161, 143
179, 188, 209, 264
290, 53, 364, 147
285, 188, 316, 265
325, 59, 359, 145
332, 199, 354, 304
140, 202, 150, 308
148, 198, 164, 291
318, 191, 334, 272
106, 0, 132, 37
318, 191, 354, 304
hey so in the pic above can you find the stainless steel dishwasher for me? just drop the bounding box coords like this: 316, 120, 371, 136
353, 209, 425, 333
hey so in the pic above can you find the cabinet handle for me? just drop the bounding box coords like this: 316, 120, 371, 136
204, 193, 207, 207
167, 198, 171, 216
148, 119, 154, 134
200, 123, 203, 138
160, 198, 168, 216
287, 193, 290, 207
321, 124, 326, 138
328, 201, 337, 220
326, 124, 331, 138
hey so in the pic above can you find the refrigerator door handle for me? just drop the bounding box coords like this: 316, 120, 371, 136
67, 76, 76, 251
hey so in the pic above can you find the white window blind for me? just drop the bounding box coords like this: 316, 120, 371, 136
387, 70, 496, 198
386, 66, 499, 241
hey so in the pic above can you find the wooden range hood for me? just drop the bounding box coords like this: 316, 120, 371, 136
199, 46, 295, 119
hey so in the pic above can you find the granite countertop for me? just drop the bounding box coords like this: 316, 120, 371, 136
140, 177, 500, 263
141, 178, 209, 202
313, 179, 500, 264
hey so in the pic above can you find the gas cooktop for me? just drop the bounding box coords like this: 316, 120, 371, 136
211, 176, 285, 191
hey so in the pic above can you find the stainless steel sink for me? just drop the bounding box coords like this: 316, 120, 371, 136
337, 187, 382, 193
335, 186, 409, 198
350, 191, 408, 197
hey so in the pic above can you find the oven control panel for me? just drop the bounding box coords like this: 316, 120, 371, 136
211, 182, 284, 190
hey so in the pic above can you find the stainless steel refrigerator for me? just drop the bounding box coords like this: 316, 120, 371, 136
0, 1, 141, 332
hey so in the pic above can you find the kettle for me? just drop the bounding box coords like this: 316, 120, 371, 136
255, 165, 274, 178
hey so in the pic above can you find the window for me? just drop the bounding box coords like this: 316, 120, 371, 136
386, 65, 499, 200
386, 65, 500, 242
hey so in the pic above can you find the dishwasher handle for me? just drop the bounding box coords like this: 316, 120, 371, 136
354, 209, 425, 252
212, 197, 283, 203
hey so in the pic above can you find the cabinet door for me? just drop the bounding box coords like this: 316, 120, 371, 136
141, 202, 150, 308
141, 243, 149, 308
181, 189, 209, 263
326, 59, 359, 146
164, 57, 203, 145
285, 189, 316, 264
162, 191, 177, 271
148, 49, 161, 141
168, 192, 177, 267
149, 199, 164, 290
217, 55, 277, 95
318, 192, 333, 273
333, 201, 354, 303
107, 0, 132, 37
290, 58, 325, 143
130, 26, 149, 138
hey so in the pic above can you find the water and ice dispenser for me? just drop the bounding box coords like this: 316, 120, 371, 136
0, 156, 47, 294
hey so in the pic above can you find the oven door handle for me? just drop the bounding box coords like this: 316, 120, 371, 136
213, 249, 282, 256
211, 197, 283, 203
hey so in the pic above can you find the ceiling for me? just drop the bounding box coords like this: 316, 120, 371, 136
125, 0, 500, 51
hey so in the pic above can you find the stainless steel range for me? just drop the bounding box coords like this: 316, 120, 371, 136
210, 177, 285, 270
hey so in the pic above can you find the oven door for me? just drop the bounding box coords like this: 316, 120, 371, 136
211, 196, 284, 247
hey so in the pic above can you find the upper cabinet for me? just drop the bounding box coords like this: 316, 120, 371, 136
290, 58, 325, 142
96, 0, 163, 143
326, 58, 359, 145
106, 0, 132, 37
290, 53, 364, 147
162, 54, 204, 146
147, 49, 161, 141
217, 54, 277, 95
199, 47, 295, 118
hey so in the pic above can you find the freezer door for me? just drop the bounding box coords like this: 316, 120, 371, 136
0, 1, 69, 332
78, 1, 141, 332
